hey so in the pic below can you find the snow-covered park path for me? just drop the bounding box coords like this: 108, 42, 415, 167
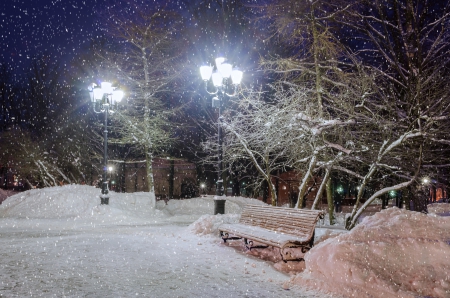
0, 218, 326, 297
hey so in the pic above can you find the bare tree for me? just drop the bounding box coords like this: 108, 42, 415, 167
340, 0, 450, 228
252, 0, 369, 211
97, 5, 188, 196
219, 89, 292, 205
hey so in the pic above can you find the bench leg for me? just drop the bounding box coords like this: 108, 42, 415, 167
220, 231, 228, 243
279, 231, 314, 262
244, 239, 268, 251
220, 231, 242, 243
280, 246, 309, 263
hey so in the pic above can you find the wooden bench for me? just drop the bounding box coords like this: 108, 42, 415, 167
218, 204, 325, 262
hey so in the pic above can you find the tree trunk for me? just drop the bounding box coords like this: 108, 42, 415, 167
169, 159, 174, 199
312, 167, 330, 210
296, 154, 317, 208
269, 177, 277, 206
145, 149, 154, 193
326, 177, 334, 225
265, 156, 277, 206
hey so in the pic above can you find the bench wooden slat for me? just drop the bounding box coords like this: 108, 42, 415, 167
242, 212, 319, 221
242, 208, 321, 218
241, 214, 319, 225
219, 223, 311, 248
243, 209, 321, 216
239, 207, 322, 236
242, 210, 320, 218
239, 219, 314, 234
219, 204, 324, 251
243, 205, 322, 215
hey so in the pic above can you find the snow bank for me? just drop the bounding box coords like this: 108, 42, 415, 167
0, 186, 266, 226
0, 185, 158, 224
189, 213, 240, 235
0, 186, 265, 227
291, 207, 450, 298
217, 195, 268, 209
159, 197, 230, 216
428, 202, 450, 216
159, 195, 266, 216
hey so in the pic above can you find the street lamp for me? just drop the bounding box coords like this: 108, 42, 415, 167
88, 82, 124, 205
200, 183, 205, 195
200, 57, 243, 196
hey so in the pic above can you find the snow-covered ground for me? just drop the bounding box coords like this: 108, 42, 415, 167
1, 185, 449, 297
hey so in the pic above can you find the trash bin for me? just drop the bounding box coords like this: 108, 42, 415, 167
214, 199, 226, 215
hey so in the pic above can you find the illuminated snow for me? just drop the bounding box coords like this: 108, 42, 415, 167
1, 185, 448, 297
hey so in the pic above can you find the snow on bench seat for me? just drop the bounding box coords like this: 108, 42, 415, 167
218, 204, 325, 261
218, 223, 311, 248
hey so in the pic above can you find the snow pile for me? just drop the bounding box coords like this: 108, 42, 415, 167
159, 195, 263, 216
0, 185, 158, 224
217, 195, 268, 209
428, 203, 450, 216
159, 197, 221, 216
0, 185, 99, 219
189, 213, 240, 235
291, 207, 450, 298
0, 186, 265, 226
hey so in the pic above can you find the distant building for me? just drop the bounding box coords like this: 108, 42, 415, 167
268, 170, 377, 209
427, 182, 448, 203
0, 166, 25, 191
270, 171, 322, 208
112, 158, 197, 199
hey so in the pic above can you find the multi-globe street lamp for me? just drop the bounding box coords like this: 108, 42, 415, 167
88, 82, 123, 205
200, 57, 243, 196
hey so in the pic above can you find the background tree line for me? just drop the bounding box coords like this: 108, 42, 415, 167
214, 0, 450, 228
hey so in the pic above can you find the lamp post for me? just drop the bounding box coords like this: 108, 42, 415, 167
200, 57, 243, 196
88, 82, 124, 205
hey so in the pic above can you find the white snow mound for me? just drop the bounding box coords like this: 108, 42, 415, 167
0, 185, 157, 223
292, 207, 450, 298
160, 195, 266, 216
189, 213, 240, 236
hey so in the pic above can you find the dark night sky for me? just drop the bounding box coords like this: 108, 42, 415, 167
0, 0, 208, 75
1, 0, 105, 70
1, 0, 182, 76
1, 0, 259, 81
